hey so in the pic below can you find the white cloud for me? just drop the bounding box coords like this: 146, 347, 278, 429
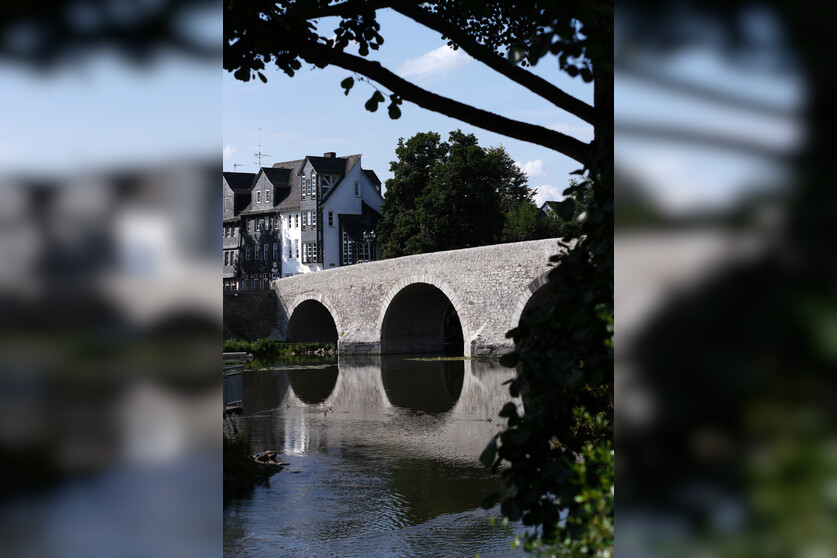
515, 159, 546, 179
396, 45, 472, 80
223, 145, 236, 159
532, 184, 565, 207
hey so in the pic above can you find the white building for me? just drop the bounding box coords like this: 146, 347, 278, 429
225, 152, 383, 290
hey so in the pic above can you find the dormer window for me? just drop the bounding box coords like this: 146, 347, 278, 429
257, 191, 261, 203
265, 189, 270, 202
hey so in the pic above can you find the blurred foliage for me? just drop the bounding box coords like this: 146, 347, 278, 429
0, 0, 219, 66
482, 168, 613, 548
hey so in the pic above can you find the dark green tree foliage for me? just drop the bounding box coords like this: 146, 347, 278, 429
378, 131, 530, 258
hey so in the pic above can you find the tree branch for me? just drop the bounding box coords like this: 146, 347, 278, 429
615, 120, 795, 162
618, 63, 798, 119
390, 4, 596, 125
289, 37, 590, 164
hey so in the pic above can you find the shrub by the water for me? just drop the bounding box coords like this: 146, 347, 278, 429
223, 338, 334, 356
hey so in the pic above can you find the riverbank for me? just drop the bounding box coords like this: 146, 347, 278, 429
223, 338, 336, 357
223, 426, 284, 503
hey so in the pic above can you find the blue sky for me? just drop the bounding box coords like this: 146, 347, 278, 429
223, 9, 594, 206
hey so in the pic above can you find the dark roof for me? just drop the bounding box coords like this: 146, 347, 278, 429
338, 201, 382, 238
299, 153, 362, 176
261, 167, 291, 187
271, 159, 304, 211
362, 169, 381, 185
540, 201, 560, 214
223, 172, 256, 193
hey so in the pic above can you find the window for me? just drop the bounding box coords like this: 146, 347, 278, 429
257, 218, 262, 231
312, 174, 317, 198
295, 214, 299, 228
300, 176, 305, 198
306, 242, 312, 262
224, 198, 229, 211
342, 231, 354, 265
301, 212, 306, 230
257, 191, 261, 203
288, 243, 292, 259
255, 243, 261, 260
294, 239, 299, 259
273, 243, 279, 260
263, 244, 269, 260
265, 189, 270, 202
224, 251, 230, 266
264, 217, 270, 231
328, 211, 333, 227
354, 182, 359, 196
248, 219, 252, 233
312, 211, 317, 229
313, 242, 319, 262
245, 245, 251, 260
234, 226, 239, 237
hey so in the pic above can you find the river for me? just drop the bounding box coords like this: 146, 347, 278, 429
223, 355, 525, 558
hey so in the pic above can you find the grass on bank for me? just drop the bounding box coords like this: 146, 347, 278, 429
223, 338, 335, 356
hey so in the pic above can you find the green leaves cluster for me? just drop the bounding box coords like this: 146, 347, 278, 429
481, 164, 613, 548
377, 130, 550, 258
223, 338, 334, 356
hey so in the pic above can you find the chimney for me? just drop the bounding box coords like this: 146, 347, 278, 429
324, 151, 336, 158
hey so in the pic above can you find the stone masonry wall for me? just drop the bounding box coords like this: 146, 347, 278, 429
223, 291, 283, 340
271, 238, 570, 356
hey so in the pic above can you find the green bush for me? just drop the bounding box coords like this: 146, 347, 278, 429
223, 338, 335, 356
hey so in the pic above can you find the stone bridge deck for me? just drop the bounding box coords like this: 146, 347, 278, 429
268, 238, 567, 356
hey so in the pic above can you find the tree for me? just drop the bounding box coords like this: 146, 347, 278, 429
225, 1, 614, 551
377, 130, 531, 258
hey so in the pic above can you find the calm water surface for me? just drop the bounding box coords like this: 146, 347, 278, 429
223, 355, 524, 558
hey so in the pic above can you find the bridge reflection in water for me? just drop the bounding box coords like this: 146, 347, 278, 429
224, 356, 525, 558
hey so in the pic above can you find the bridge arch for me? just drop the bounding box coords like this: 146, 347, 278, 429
377, 276, 472, 355
285, 293, 342, 343
509, 271, 552, 330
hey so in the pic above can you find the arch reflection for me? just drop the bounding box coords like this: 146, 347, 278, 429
381, 358, 464, 414
287, 365, 339, 404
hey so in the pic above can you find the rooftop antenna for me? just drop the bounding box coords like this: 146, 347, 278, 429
233, 163, 243, 171
254, 128, 271, 168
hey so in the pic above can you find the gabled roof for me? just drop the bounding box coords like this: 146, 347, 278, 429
223, 172, 256, 193
261, 167, 291, 187
362, 169, 381, 186
239, 162, 304, 215
338, 201, 383, 237
540, 201, 560, 216
271, 159, 305, 211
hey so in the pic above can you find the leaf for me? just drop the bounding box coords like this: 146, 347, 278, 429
364, 90, 385, 112
556, 198, 575, 220
479, 436, 498, 467
340, 76, 354, 95
387, 102, 401, 119
481, 490, 504, 509
257, 71, 267, 83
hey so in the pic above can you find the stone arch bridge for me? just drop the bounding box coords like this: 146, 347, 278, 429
259, 238, 567, 357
